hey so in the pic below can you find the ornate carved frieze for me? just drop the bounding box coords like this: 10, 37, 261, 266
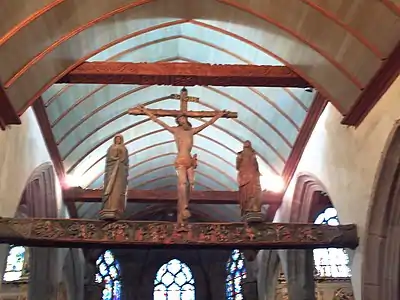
0, 218, 358, 249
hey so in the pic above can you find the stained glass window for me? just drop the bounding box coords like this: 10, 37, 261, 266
313, 207, 351, 277
154, 258, 195, 300
3, 245, 26, 282
95, 250, 122, 300
226, 249, 247, 300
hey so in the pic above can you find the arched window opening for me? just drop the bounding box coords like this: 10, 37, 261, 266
226, 249, 247, 300
3, 245, 27, 282
313, 207, 351, 277
95, 250, 122, 300
154, 258, 195, 300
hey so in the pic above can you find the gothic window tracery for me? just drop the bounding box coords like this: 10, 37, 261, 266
313, 207, 351, 277
3, 245, 27, 282
226, 249, 247, 300
95, 250, 122, 300
154, 258, 195, 300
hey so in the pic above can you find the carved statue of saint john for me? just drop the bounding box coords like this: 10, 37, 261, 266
236, 140, 262, 216
100, 134, 129, 220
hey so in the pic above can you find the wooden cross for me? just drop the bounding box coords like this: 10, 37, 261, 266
128, 87, 238, 118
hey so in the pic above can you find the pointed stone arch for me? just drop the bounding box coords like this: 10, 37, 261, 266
17, 162, 59, 300
257, 173, 329, 300
363, 120, 400, 300
19, 161, 57, 218
290, 172, 330, 223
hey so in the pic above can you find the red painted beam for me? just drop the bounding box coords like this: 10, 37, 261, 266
32, 100, 78, 218
342, 41, 400, 126
0, 84, 21, 130
64, 187, 283, 205
281, 93, 328, 188
57, 62, 311, 88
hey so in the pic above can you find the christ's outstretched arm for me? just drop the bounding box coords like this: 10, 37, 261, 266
137, 105, 175, 133
193, 110, 227, 134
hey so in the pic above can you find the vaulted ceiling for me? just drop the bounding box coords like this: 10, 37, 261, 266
1, 0, 399, 220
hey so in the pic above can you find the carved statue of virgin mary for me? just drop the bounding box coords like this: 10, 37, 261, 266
99, 134, 129, 220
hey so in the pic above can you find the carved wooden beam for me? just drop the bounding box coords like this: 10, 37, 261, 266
57, 62, 311, 87
0, 218, 358, 249
63, 187, 283, 205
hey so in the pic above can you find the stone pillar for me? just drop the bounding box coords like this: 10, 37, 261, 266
241, 251, 258, 300
28, 248, 58, 300
257, 250, 280, 300
61, 248, 85, 300
279, 250, 316, 300
83, 257, 104, 300
0, 244, 10, 292
206, 259, 227, 300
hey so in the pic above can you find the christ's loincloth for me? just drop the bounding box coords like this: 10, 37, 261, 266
174, 156, 197, 169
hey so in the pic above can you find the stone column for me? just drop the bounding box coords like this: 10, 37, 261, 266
84, 259, 103, 300
279, 250, 316, 300
257, 250, 280, 300
241, 251, 259, 300
28, 248, 58, 300
0, 244, 10, 291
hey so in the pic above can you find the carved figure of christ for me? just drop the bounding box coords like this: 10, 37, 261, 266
129, 88, 237, 225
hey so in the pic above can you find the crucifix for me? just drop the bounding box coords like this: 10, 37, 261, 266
128, 87, 238, 227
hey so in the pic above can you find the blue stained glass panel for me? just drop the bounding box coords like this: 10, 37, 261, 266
225, 249, 246, 300
96, 250, 122, 300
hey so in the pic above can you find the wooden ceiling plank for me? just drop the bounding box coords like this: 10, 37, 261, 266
57, 62, 311, 88
63, 187, 283, 206
341, 41, 400, 126
0, 84, 21, 130
0, 217, 358, 249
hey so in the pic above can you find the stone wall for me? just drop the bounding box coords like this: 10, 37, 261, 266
0, 109, 84, 300
0, 108, 62, 218
268, 75, 400, 300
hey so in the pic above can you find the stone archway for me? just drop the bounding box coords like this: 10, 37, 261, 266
363, 121, 400, 300
257, 173, 329, 300
20, 162, 57, 218
18, 162, 59, 300
256, 174, 326, 300
290, 172, 330, 223
278, 173, 332, 300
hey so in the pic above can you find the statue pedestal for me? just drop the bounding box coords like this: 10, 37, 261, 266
241, 212, 265, 223
99, 209, 122, 220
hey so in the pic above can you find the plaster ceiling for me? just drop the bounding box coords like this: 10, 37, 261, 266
1, 0, 399, 220
1, 0, 399, 114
